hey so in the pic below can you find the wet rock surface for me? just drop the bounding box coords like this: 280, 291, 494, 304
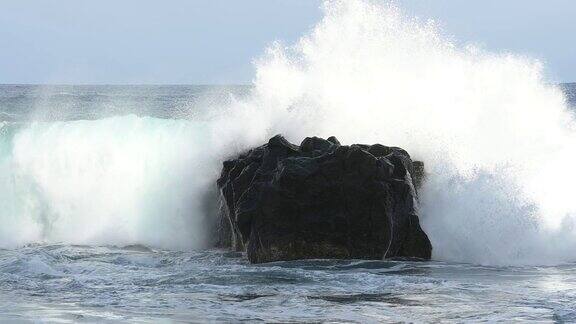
216, 135, 432, 263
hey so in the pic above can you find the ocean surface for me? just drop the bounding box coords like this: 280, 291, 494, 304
0, 84, 575, 323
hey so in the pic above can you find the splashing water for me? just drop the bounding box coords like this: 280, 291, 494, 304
0, 116, 216, 249
1, 0, 576, 266
225, 0, 576, 265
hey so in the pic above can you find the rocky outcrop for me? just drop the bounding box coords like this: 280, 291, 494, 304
216, 135, 431, 263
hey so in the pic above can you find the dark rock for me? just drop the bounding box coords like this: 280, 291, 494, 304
215, 135, 432, 263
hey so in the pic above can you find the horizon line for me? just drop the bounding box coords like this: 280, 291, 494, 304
0, 83, 253, 87
0, 82, 574, 86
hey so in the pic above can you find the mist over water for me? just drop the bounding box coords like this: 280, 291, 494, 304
1, 0, 576, 266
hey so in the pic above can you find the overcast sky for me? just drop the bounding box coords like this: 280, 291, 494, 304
1, 0, 574, 84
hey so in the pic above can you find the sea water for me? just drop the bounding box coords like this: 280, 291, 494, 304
0, 84, 574, 323
2, 1, 576, 322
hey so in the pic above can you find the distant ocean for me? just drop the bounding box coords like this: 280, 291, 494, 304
0, 84, 575, 122
562, 83, 576, 107
0, 85, 251, 121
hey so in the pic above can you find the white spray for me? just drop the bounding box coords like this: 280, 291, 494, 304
0, 116, 216, 250
223, 0, 576, 265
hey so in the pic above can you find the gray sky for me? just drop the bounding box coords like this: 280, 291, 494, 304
1, 0, 574, 84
